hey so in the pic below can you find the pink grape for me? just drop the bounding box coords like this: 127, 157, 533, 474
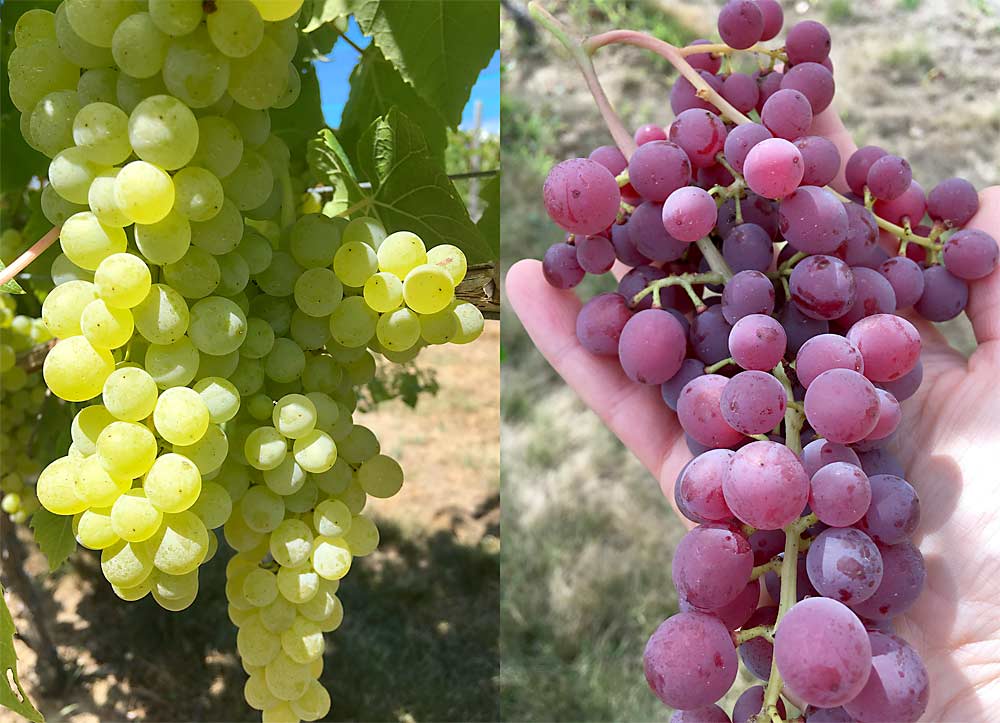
723, 440, 809, 530
778, 303, 829, 354
723, 223, 773, 273
718, 0, 764, 50
785, 20, 832, 65
843, 632, 929, 723
728, 313, 786, 371
761, 88, 813, 141
774, 597, 872, 708
588, 145, 627, 175
743, 138, 804, 199
866, 154, 912, 201
575, 234, 616, 274
755, 0, 784, 40
629, 201, 688, 262
738, 605, 778, 680
942, 228, 999, 280
866, 389, 901, 440
927, 176, 979, 227
670, 705, 731, 723
793, 135, 841, 187
779, 186, 849, 254
678, 449, 735, 522
834, 203, 879, 267
803, 368, 880, 443
857, 474, 920, 545
878, 358, 922, 401
845, 145, 887, 196
677, 374, 745, 448
575, 292, 633, 356
672, 524, 753, 609
723, 122, 773, 174
697, 162, 735, 189
801, 439, 861, 477
679, 579, 760, 632
661, 359, 705, 412
686, 39, 722, 74
627, 140, 692, 203
878, 256, 925, 308
806, 527, 883, 604
669, 109, 727, 168
670, 72, 722, 115
795, 334, 864, 388
732, 685, 786, 723
720, 371, 786, 435
610, 221, 650, 267
845, 313, 920, 382
780, 62, 836, 113
721, 271, 776, 324
690, 306, 734, 365
662, 187, 717, 243
789, 254, 856, 320
634, 123, 667, 145
834, 267, 897, 328
717, 192, 780, 240
755, 70, 784, 111
809, 461, 870, 527
914, 265, 968, 321
618, 265, 667, 311
849, 540, 925, 621
542, 158, 622, 235
873, 180, 925, 225
722, 72, 759, 113
618, 308, 687, 385
764, 553, 817, 604
542, 242, 584, 288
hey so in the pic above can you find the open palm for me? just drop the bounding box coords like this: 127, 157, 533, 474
505, 107, 1000, 721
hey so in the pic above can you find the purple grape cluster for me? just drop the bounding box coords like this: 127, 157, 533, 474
534, 1, 998, 721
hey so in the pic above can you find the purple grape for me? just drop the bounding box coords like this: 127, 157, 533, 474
774, 597, 872, 708
697, 162, 735, 189
843, 632, 929, 723
781, 62, 835, 113
677, 374, 745, 448
914, 264, 968, 321
866, 154, 912, 201
675, 463, 712, 525
717, 192, 780, 240
802, 439, 861, 477
722, 72, 760, 113
857, 448, 905, 478
588, 145, 627, 175
618, 308, 687, 385
629, 201, 688, 262
754, 70, 784, 111
865, 388, 901, 441
542, 242, 585, 289
789, 255, 856, 320
779, 186, 849, 254
942, 228, 999, 280
669, 109, 727, 169
724, 441, 810, 530
849, 540, 925, 621
856, 243, 891, 270
764, 553, 817, 603
805, 707, 856, 722
794, 135, 841, 187
738, 605, 778, 680
845, 146, 888, 197
643, 612, 738, 710
878, 256, 924, 308
673, 524, 753, 609
761, 88, 813, 141
858, 474, 920, 545
785, 20, 832, 65
755, 0, 783, 40
722, 223, 773, 273
927, 176, 979, 227
749, 529, 785, 565
670, 705, 732, 723
679, 449, 735, 522
686, 39, 722, 74
809, 461, 871, 527
833, 203, 879, 267
543, 158, 622, 235
681, 578, 761, 631
671, 72, 722, 115
690, 306, 734, 364
718, 0, 764, 50
575, 234, 616, 274
576, 292, 633, 356
795, 333, 864, 388
806, 527, 883, 604
877, 358, 922, 401
778, 303, 829, 354
835, 267, 897, 328
634, 123, 667, 146
721, 270, 776, 325
804, 368, 880, 444
619, 264, 668, 311
662, 358, 705, 412
722, 123, 773, 174
627, 140, 692, 203
728, 313, 786, 371
873, 180, 926, 226
732, 685, 785, 723
743, 138, 804, 200
846, 313, 920, 382
610, 221, 650, 267
721, 371, 786, 435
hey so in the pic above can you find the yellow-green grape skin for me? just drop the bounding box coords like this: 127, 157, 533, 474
133, 284, 190, 345
263, 338, 305, 384
49, 147, 106, 205
357, 454, 404, 498
94, 253, 152, 309
153, 386, 211, 446
262, 456, 306, 496
328, 296, 377, 349
42, 279, 96, 338
293, 268, 343, 318
135, 209, 192, 266
41, 183, 87, 227
101, 539, 154, 589
64, 0, 135, 48
337, 425, 379, 465
240, 485, 285, 533
242, 318, 275, 360
403, 264, 455, 314
163, 247, 221, 300
297, 578, 341, 624
310, 536, 352, 581
187, 296, 248, 355
144, 453, 202, 513
88, 171, 131, 228
76, 455, 131, 508
265, 650, 313, 704
53, 3, 111, 69
150, 569, 199, 611
102, 367, 158, 422
193, 377, 241, 423
71, 404, 116, 455
342, 216, 387, 249
276, 563, 319, 605
115, 72, 169, 114
43, 336, 115, 401
206, 0, 264, 58
290, 679, 331, 722
332, 241, 378, 288
377, 231, 427, 279
227, 36, 287, 110
245, 674, 280, 711
111, 488, 164, 543
419, 303, 459, 345
163, 26, 231, 109
238, 614, 282, 667
202, 529, 220, 564
344, 515, 379, 556
2, 494, 23, 515
280, 617, 324, 664
59, 212, 128, 271
128, 95, 200, 170
149, 510, 210, 575
112, 577, 152, 602
173, 167, 224, 222
192, 115, 244, 180
312, 499, 352, 538
363, 272, 404, 313
97, 421, 158, 479
272, 63, 301, 110
453, 302, 486, 344
191, 198, 245, 255
7, 39, 79, 113
195, 349, 241, 381
244, 568, 280, 608
217, 252, 251, 296
227, 104, 271, 147
376, 307, 421, 351
291, 430, 337, 475
77, 67, 119, 106
72, 101, 131, 165
30, 90, 80, 158
272, 394, 316, 440
80, 299, 134, 349
14, 9, 56, 47
37, 457, 87, 515
174, 424, 229, 475
427, 244, 468, 286
111, 12, 168, 79
250, 0, 304, 21
114, 161, 175, 225
187, 481, 233, 529
259, 594, 297, 634
148, 0, 204, 37
288, 213, 344, 268
224, 505, 266, 552
145, 337, 200, 389
269, 519, 313, 568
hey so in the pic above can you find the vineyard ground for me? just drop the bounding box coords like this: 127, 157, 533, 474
4, 323, 500, 723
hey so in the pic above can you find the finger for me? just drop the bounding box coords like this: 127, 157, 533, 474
963, 186, 1000, 356
505, 259, 684, 477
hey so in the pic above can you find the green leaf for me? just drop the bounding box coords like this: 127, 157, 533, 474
270, 64, 326, 164
29, 509, 75, 573
0, 584, 44, 723
0, 261, 25, 295
307, 129, 368, 216
357, 108, 493, 263
338, 45, 447, 167
476, 173, 500, 261
302, 0, 349, 32
350, 0, 499, 126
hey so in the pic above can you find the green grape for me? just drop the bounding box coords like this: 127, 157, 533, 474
36, 457, 87, 515
237, 614, 281, 667
75, 507, 120, 550
271, 394, 316, 440
145, 337, 200, 389
289, 310, 330, 351
336, 479, 367, 515
328, 296, 377, 348
279, 617, 323, 665
342, 216, 386, 249
419, 303, 458, 344
80, 298, 134, 349
302, 355, 342, 394
95, 253, 152, 309
244, 427, 287, 471
193, 376, 241, 423
257, 135, 291, 174
114, 161, 175, 225
163, 247, 222, 299
187, 480, 233, 529
207, 0, 264, 58
42, 279, 96, 338
101, 539, 154, 588
195, 349, 241, 380
312, 499, 351, 538
191, 198, 244, 254
149, 509, 210, 575
97, 420, 158, 478
328, 403, 354, 441
228, 36, 287, 110
103, 366, 158, 422
288, 214, 343, 269
248, 394, 274, 421
363, 272, 404, 313
426, 243, 468, 286
43, 336, 115, 401
453, 302, 486, 344
6, 39, 78, 113
224, 504, 265, 552
344, 514, 379, 556
264, 338, 305, 383
128, 95, 200, 170
154, 386, 210, 445
60, 212, 127, 271
14, 8, 56, 47
231, 356, 265, 396
30, 90, 80, 158
259, 594, 297, 633
291, 430, 336, 474
237, 227, 273, 274
53, 4, 112, 69
377, 231, 427, 279
191, 115, 244, 178
217, 252, 251, 296
112, 578, 152, 601
337, 425, 379, 465
135, 210, 192, 266
77, 67, 119, 105
19, 111, 42, 154
241, 484, 285, 532
302, 392, 338, 433
41, 183, 87, 226
49, 147, 107, 205
88, 171, 131, 228
310, 536, 351, 581
357, 454, 403, 499
163, 27, 231, 108
244, 567, 279, 607
222, 149, 274, 211
64, 0, 137, 48
244, 182, 283, 222
264, 651, 313, 706
112, 12, 169, 79
403, 264, 455, 314
242, 317, 276, 359
150, 569, 199, 611
71, 404, 116, 455
256, 252, 303, 298
292, 268, 343, 318
332, 241, 378, 288
267, 520, 312, 569
175, 424, 229, 475
375, 307, 420, 351
148, 0, 204, 36
188, 296, 248, 355
275, 563, 319, 606
173, 167, 224, 222
143, 453, 202, 513
272, 64, 301, 110
111, 488, 164, 542
265, 15, 298, 62
116, 72, 170, 114
133, 284, 190, 344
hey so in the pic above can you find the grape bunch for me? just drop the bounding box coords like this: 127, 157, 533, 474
536, 1, 998, 721
7, 2, 484, 721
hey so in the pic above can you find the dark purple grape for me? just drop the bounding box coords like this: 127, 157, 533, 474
674, 462, 712, 525
718, 0, 764, 50
764, 553, 817, 603
723, 223, 773, 273
690, 306, 734, 364
805, 707, 855, 722
739, 605, 778, 680
670, 72, 722, 116
750, 529, 785, 565
588, 145, 627, 175
843, 632, 929, 723
781, 62, 835, 113
722, 122, 773, 174
857, 448, 905, 478
779, 186, 849, 254
697, 162, 735, 189
794, 135, 841, 187
685, 39, 722, 74
575, 292, 633, 356
858, 474, 920, 544
722, 72, 760, 113
661, 358, 705, 412
755, 0, 784, 40
717, 192, 780, 240
866, 155, 912, 201
732, 685, 786, 723
618, 264, 668, 311
618, 308, 687, 384
849, 541, 925, 621
835, 267, 897, 327
942, 228, 999, 280
669, 109, 727, 169
806, 527, 883, 604
914, 264, 968, 321
543, 158, 622, 235
627, 140, 692, 203
878, 256, 924, 308
833, 203, 879, 267
633, 123, 667, 146
575, 234, 615, 274
873, 180, 926, 226
785, 20, 832, 65
542, 242, 585, 289
754, 70, 784, 112
628, 201, 687, 262
778, 302, 830, 354
789, 255, 856, 320
927, 176, 979, 227
845, 146, 887, 197
761, 88, 813, 141
877, 358, 922, 401
721, 270, 776, 325
610, 221, 650, 267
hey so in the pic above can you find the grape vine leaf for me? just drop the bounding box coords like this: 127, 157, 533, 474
356, 108, 493, 262
349, 0, 499, 126
307, 128, 367, 215
476, 173, 500, 261
29, 509, 74, 573
0, 585, 44, 723
302, 0, 349, 32
338, 45, 447, 167
0, 262, 25, 295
